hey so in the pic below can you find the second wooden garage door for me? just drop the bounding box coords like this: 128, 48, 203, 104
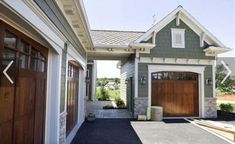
151, 72, 199, 117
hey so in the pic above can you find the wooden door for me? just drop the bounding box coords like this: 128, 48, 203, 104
66, 62, 79, 136
151, 72, 199, 117
0, 64, 16, 144
13, 70, 47, 144
0, 22, 47, 144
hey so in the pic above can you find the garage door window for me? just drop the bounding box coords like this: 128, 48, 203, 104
2, 31, 47, 72
152, 72, 198, 80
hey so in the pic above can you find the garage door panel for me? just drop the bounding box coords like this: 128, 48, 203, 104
0, 23, 48, 144
151, 72, 199, 117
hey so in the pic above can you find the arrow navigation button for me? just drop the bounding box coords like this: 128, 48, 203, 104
221, 60, 232, 84
3, 60, 14, 84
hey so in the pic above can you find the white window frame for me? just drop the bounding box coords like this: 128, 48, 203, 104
171, 28, 185, 48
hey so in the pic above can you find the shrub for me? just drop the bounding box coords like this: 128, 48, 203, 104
97, 87, 110, 101
103, 104, 115, 109
219, 103, 234, 113
115, 97, 126, 108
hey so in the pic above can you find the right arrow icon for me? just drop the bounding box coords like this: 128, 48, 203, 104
221, 60, 232, 84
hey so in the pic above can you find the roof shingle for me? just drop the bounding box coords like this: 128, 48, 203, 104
91, 30, 144, 46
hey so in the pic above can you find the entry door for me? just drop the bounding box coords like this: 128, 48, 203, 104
0, 25, 47, 144
151, 72, 199, 117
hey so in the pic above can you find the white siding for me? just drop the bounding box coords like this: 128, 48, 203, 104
120, 61, 134, 103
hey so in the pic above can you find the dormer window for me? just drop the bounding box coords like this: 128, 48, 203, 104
171, 28, 185, 48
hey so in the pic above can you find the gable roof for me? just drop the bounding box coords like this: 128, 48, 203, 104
135, 5, 226, 48
91, 30, 144, 47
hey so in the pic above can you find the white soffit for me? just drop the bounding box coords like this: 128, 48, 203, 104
57, 0, 93, 50
204, 46, 232, 56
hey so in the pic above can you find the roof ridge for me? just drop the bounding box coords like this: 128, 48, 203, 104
91, 29, 145, 33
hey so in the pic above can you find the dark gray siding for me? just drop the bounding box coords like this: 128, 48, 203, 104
140, 19, 215, 60
138, 63, 213, 98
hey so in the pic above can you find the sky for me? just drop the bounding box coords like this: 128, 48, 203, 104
96, 60, 120, 78
83, 0, 235, 78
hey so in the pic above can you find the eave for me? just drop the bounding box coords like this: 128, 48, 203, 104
204, 46, 232, 56
56, 0, 93, 50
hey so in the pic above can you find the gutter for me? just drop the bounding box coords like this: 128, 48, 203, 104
129, 42, 156, 49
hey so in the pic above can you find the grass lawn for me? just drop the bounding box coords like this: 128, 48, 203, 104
108, 89, 120, 100
96, 88, 120, 100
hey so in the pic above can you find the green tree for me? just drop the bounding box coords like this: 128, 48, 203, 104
216, 64, 235, 95
114, 78, 120, 84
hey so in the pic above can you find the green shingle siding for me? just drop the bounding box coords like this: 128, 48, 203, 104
138, 63, 213, 98
140, 19, 215, 60
204, 65, 213, 97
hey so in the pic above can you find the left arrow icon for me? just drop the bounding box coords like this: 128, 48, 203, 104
3, 60, 14, 84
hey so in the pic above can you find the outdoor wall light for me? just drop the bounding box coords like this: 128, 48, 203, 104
206, 78, 213, 85
125, 78, 129, 84
85, 77, 90, 84
140, 76, 146, 85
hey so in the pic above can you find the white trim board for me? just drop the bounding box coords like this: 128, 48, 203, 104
66, 69, 86, 144
3, 0, 66, 49
147, 65, 206, 118
139, 57, 215, 65
45, 48, 62, 144
67, 44, 86, 69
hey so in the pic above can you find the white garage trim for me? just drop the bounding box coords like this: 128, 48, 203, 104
148, 65, 206, 118
66, 53, 86, 144
45, 48, 62, 144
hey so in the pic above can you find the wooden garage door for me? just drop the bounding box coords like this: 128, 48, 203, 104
0, 23, 47, 144
151, 72, 199, 117
66, 62, 80, 136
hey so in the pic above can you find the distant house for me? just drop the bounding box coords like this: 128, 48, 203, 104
217, 57, 235, 80
104, 82, 119, 90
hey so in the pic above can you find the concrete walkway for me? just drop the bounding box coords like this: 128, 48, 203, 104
86, 100, 132, 118
89, 109, 132, 118
72, 119, 230, 144
131, 119, 230, 144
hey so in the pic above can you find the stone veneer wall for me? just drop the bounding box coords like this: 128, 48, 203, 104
134, 97, 148, 117
134, 97, 217, 118
204, 97, 217, 118
59, 112, 67, 144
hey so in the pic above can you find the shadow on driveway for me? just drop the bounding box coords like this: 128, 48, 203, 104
72, 119, 142, 144
72, 118, 230, 144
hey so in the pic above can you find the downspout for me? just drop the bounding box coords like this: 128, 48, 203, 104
134, 50, 139, 98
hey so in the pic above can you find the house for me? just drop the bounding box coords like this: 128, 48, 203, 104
0, 1, 231, 144
104, 82, 119, 90
89, 6, 231, 118
217, 57, 235, 80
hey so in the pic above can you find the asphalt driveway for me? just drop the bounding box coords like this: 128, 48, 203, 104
72, 119, 230, 144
